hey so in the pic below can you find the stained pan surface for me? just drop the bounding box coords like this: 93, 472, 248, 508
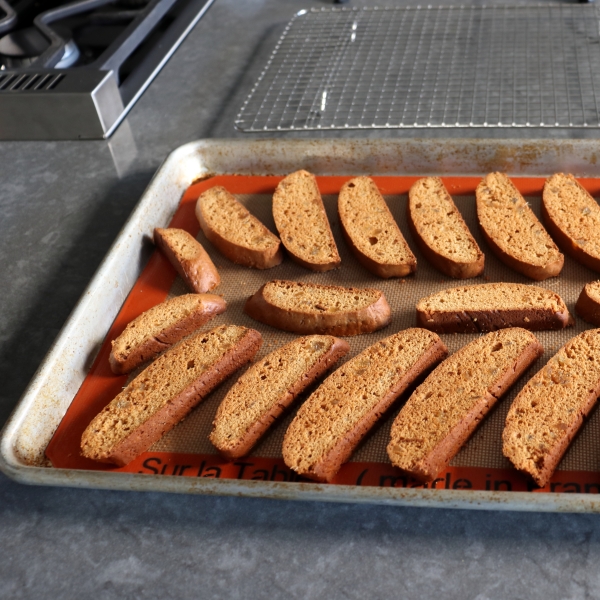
3, 138, 600, 512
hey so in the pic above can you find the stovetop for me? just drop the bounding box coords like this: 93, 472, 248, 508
0, 0, 214, 139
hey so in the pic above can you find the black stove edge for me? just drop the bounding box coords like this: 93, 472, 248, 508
0, 0, 215, 141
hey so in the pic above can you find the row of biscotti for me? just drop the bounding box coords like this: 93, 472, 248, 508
217, 325, 600, 489
245, 280, 575, 336
194, 170, 600, 282
244, 279, 600, 334
406, 171, 600, 280
109, 280, 575, 377
395, 171, 600, 280
195, 171, 415, 275
415, 280, 600, 331
109, 280, 573, 377
151, 172, 600, 298
113, 277, 600, 378
389, 326, 600, 489
85, 315, 600, 489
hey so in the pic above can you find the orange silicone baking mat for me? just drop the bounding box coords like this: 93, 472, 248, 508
45, 175, 600, 495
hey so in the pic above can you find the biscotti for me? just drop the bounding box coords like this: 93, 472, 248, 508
503, 329, 600, 487
154, 227, 220, 293
109, 294, 227, 375
388, 328, 543, 483
244, 280, 391, 336
338, 176, 416, 278
272, 170, 341, 271
81, 325, 262, 466
576, 281, 600, 326
210, 335, 350, 459
408, 177, 484, 279
416, 283, 572, 333
282, 329, 447, 482
542, 173, 600, 273
196, 185, 283, 269
476, 172, 563, 280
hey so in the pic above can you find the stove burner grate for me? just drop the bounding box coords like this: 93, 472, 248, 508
0, 0, 215, 139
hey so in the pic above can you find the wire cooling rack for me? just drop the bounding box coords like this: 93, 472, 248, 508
235, 4, 600, 131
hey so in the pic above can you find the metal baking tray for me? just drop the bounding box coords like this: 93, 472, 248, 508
4, 138, 600, 512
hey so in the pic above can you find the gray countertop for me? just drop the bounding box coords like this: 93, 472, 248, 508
2, 0, 600, 597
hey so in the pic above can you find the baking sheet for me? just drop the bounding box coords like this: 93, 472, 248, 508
5, 138, 600, 512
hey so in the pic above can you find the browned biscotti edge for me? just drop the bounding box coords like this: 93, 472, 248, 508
502, 330, 600, 487
541, 202, 600, 272
287, 335, 448, 483
388, 332, 544, 483
154, 228, 221, 292
475, 178, 564, 281
407, 180, 484, 279
338, 178, 416, 278
407, 208, 483, 279
195, 192, 283, 270
478, 224, 564, 281
211, 336, 351, 459
84, 327, 263, 466
416, 306, 572, 334
575, 283, 600, 326
415, 286, 572, 334
541, 178, 600, 273
109, 294, 227, 375
243, 282, 392, 336
285, 252, 340, 273
339, 221, 415, 278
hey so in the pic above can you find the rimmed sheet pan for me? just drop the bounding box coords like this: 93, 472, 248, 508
4, 138, 600, 512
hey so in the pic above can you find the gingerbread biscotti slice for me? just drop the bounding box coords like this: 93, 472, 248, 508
109, 293, 227, 375
244, 280, 391, 336
542, 173, 600, 273
81, 325, 262, 466
272, 170, 341, 271
503, 329, 600, 487
338, 176, 416, 278
576, 281, 600, 326
388, 328, 543, 483
476, 173, 563, 280
416, 283, 572, 333
196, 185, 283, 269
210, 335, 350, 459
154, 227, 220, 293
408, 177, 484, 279
282, 329, 447, 482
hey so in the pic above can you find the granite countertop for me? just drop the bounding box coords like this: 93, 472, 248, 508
2, 0, 600, 597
